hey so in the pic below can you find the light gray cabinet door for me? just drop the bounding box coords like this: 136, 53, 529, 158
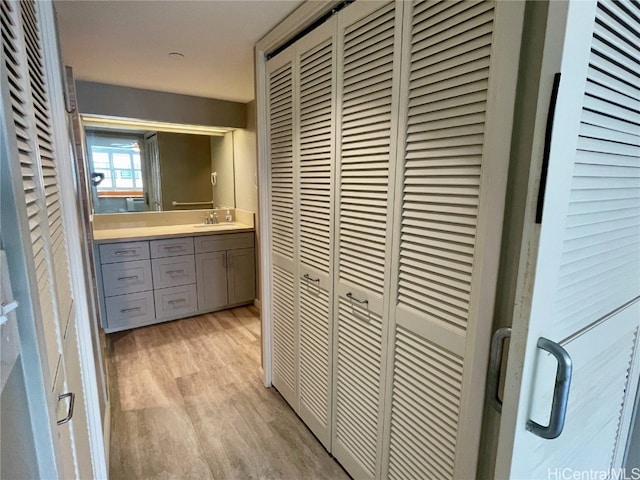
151, 255, 196, 289
195, 251, 228, 312
101, 260, 153, 297
227, 248, 255, 305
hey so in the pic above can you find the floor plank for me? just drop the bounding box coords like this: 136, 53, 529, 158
107, 306, 349, 480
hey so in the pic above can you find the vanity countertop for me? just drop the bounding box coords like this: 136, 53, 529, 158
93, 222, 254, 243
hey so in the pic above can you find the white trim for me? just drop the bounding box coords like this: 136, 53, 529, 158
103, 403, 111, 473
254, 0, 338, 388
38, 2, 108, 478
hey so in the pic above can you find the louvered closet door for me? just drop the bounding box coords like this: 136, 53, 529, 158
332, 2, 402, 479
1, 0, 63, 387
1, 1, 92, 477
499, 1, 640, 477
384, 1, 524, 478
267, 46, 299, 409
295, 18, 336, 450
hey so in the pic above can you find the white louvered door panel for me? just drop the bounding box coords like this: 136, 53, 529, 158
296, 18, 336, 450
1, 0, 62, 383
333, 2, 402, 479
384, 1, 524, 478
499, 1, 640, 477
1, 0, 92, 477
267, 47, 299, 409
21, 0, 74, 335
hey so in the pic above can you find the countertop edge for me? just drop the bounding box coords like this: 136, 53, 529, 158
93, 226, 255, 244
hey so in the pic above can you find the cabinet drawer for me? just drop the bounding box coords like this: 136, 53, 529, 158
102, 260, 153, 297
154, 284, 197, 320
105, 291, 155, 329
150, 237, 194, 258
152, 255, 196, 289
99, 241, 149, 264
194, 232, 254, 253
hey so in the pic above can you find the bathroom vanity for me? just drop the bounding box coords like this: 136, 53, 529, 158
92, 209, 256, 332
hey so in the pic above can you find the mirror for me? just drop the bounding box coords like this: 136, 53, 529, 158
83, 120, 235, 214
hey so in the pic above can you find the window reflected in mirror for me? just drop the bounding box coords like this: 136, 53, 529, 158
83, 122, 235, 214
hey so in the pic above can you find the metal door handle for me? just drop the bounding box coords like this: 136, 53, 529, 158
303, 273, 320, 283
346, 292, 368, 305
57, 392, 75, 425
525, 337, 572, 439
488, 327, 511, 413
117, 275, 139, 281
114, 249, 136, 255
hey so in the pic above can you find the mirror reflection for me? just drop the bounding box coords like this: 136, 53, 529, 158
85, 123, 235, 214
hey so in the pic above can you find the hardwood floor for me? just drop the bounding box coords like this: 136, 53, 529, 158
106, 306, 349, 480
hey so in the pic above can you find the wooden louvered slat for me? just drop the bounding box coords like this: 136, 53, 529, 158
269, 62, 295, 260
385, 1, 526, 478
551, 1, 640, 340
21, 0, 74, 325
335, 295, 384, 477
1, 0, 63, 378
388, 326, 463, 480
271, 265, 296, 395
338, 2, 395, 296
299, 281, 330, 431
299, 39, 333, 274
396, 0, 494, 334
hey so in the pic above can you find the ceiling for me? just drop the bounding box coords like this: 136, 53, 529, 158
54, 1, 304, 104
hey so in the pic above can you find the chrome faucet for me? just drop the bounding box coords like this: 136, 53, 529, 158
204, 211, 218, 224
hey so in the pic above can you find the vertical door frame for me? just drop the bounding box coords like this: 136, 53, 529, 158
255, 0, 338, 387
38, 2, 108, 477
494, 1, 601, 477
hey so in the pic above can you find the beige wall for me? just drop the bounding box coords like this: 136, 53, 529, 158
210, 132, 235, 208
157, 132, 212, 211
233, 101, 258, 214
232, 101, 259, 301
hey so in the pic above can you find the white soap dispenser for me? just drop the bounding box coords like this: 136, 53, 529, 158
225, 209, 232, 223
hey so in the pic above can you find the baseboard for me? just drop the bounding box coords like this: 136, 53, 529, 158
102, 401, 110, 476
254, 298, 261, 310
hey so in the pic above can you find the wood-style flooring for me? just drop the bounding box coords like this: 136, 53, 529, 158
106, 306, 349, 480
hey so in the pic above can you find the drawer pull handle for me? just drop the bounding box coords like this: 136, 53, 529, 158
117, 275, 139, 281
121, 306, 142, 313
57, 392, 75, 426
303, 273, 320, 283
115, 250, 137, 255
346, 292, 368, 306
168, 298, 186, 305
166, 270, 185, 275
164, 245, 183, 250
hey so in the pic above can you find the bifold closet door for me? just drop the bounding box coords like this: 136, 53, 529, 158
266, 21, 337, 447
383, 1, 524, 479
332, 2, 402, 479
267, 46, 299, 409
295, 18, 336, 450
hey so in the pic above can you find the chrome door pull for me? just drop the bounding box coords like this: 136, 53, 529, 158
525, 337, 572, 439
57, 392, 75, 426
303, 273, 320, 283
488, 327, 511, 413
346, 292, 368, 305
